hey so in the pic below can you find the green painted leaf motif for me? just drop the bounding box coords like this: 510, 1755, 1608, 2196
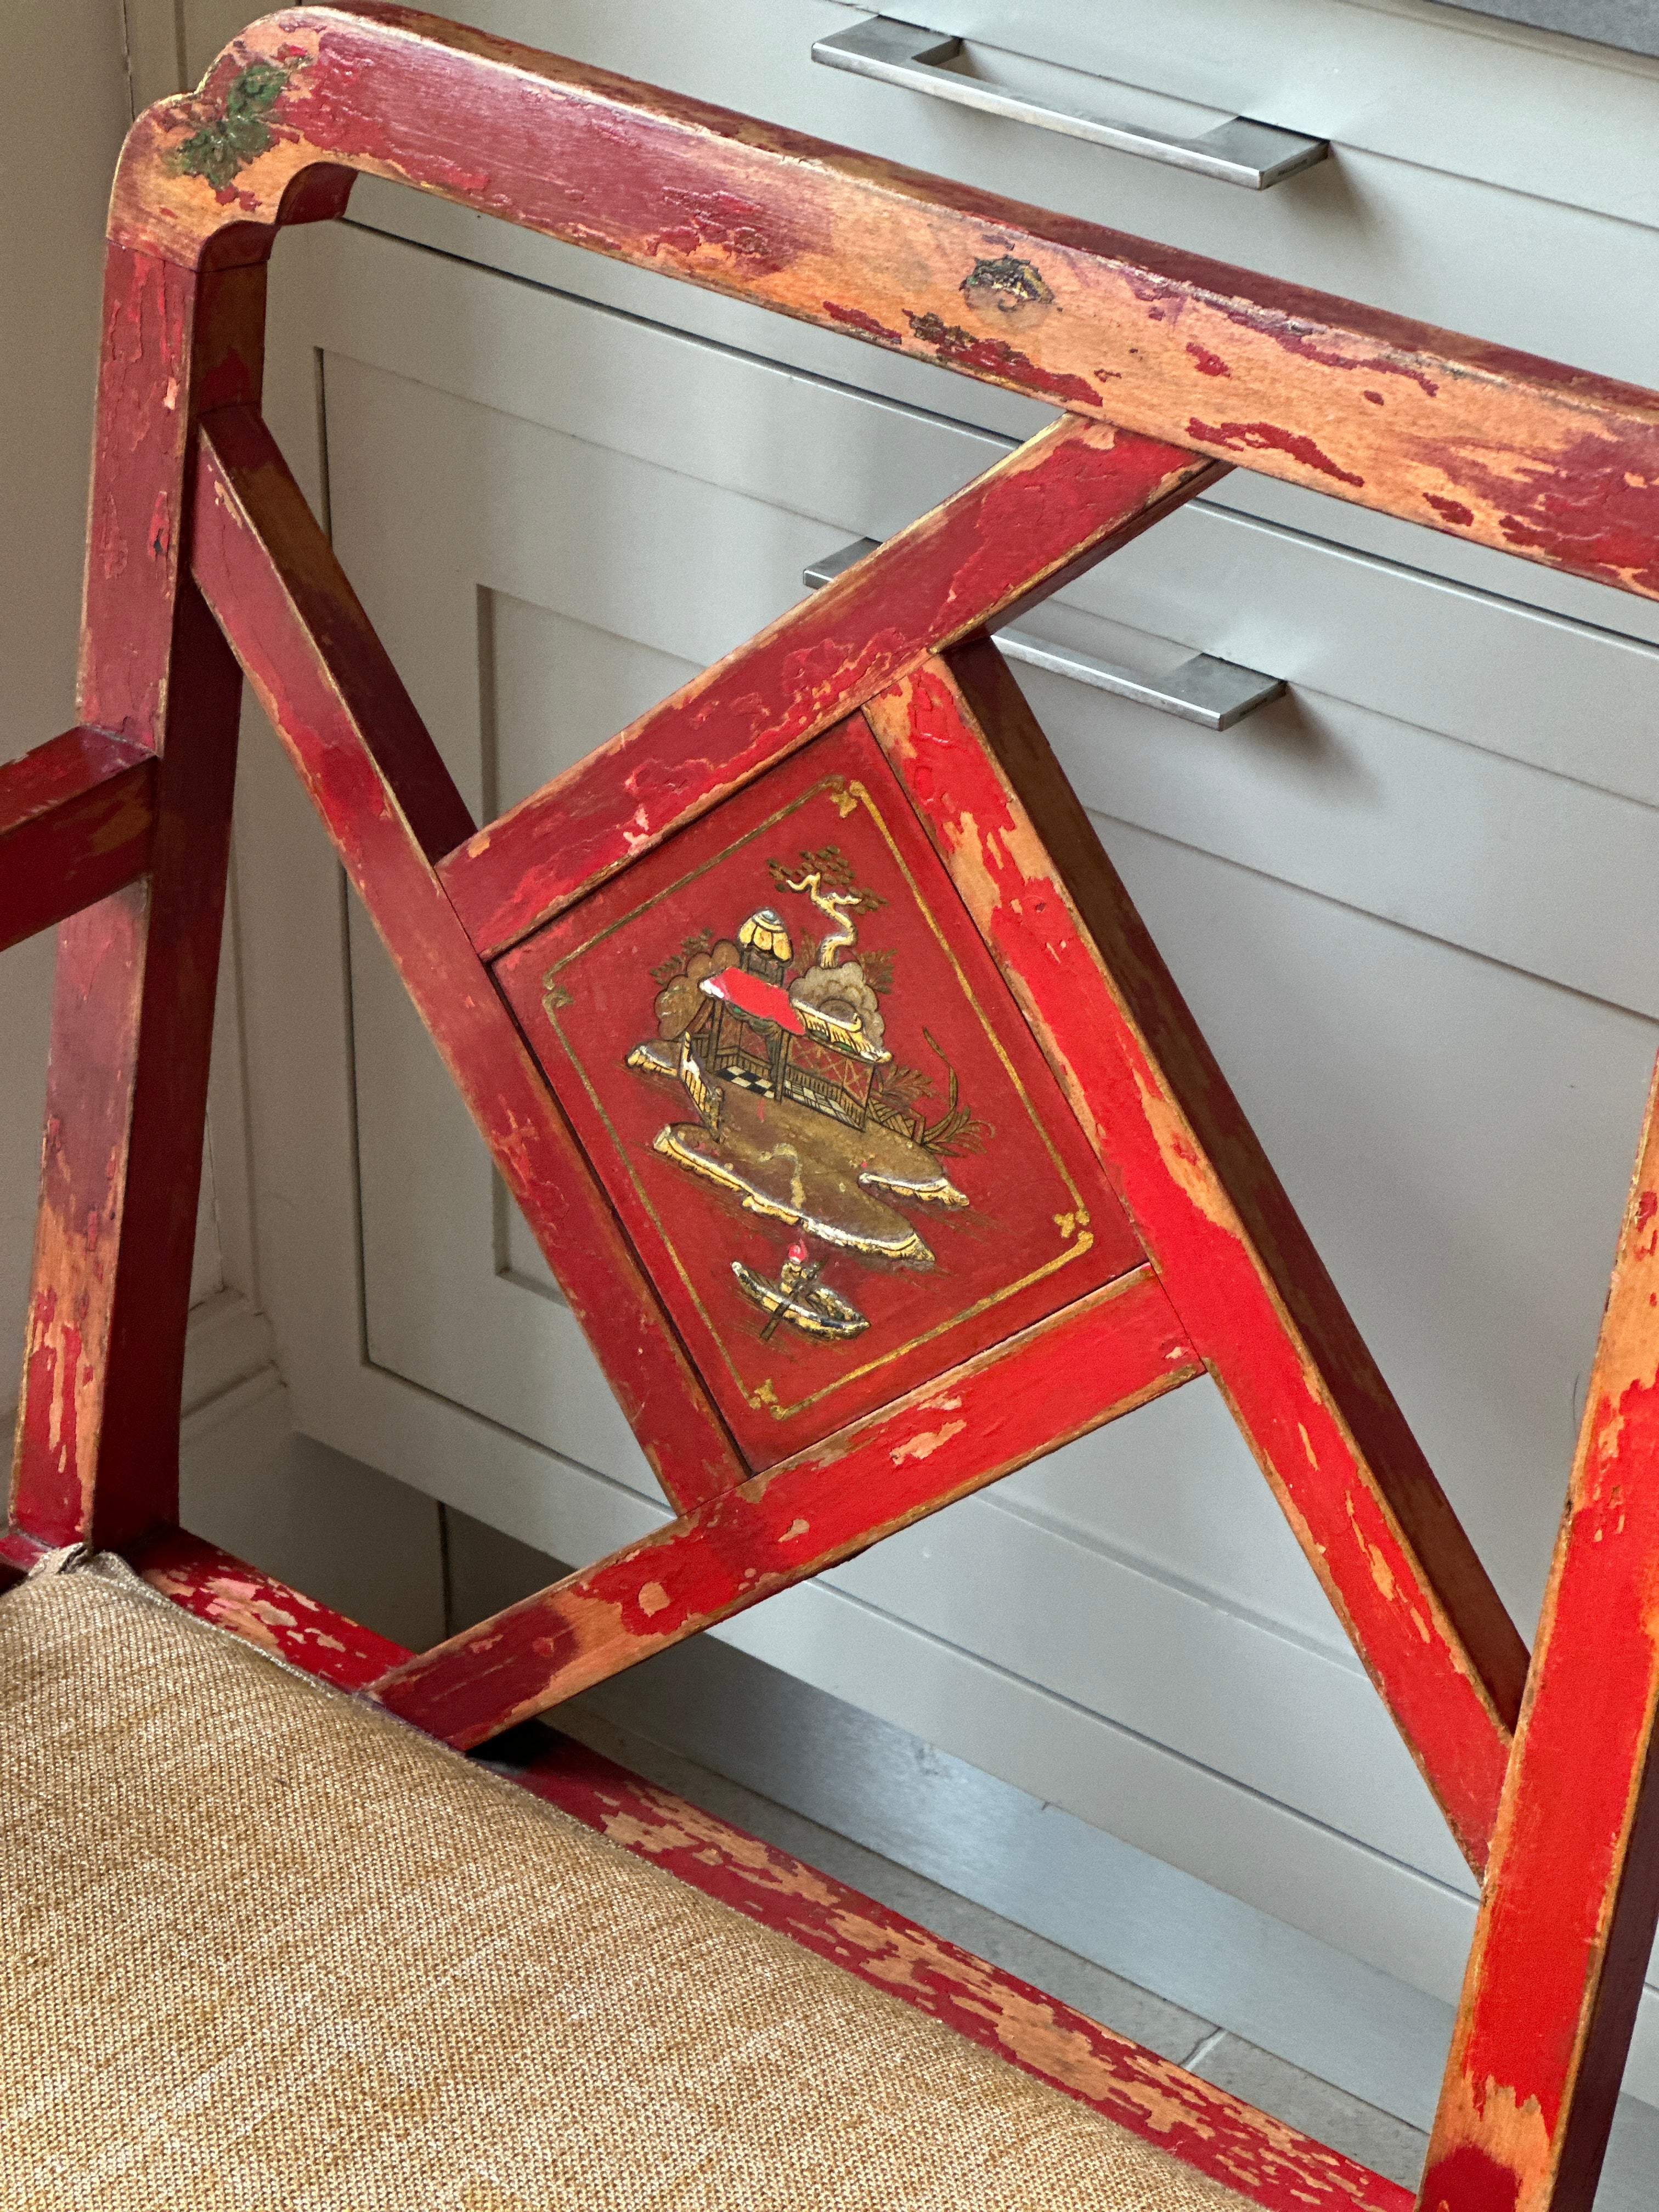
173, 58, 298, 190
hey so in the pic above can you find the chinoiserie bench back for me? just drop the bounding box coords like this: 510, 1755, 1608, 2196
5, 12, 1659, 2211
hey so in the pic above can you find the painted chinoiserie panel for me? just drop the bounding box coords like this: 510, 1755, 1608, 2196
495, 716, 1140, 1465
222, 12, 1659, 2089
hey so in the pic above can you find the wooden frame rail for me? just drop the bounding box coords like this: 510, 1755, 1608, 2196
0, 730, 155, 952
6, 10, 1659, 2207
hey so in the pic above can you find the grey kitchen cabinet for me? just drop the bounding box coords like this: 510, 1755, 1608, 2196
166, 0, 1659, 2100
1423, 0, 1659, 58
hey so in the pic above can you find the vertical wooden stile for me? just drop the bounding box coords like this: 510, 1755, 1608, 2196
1419, 1062, 1659, 2212
8, 251, 264, 1550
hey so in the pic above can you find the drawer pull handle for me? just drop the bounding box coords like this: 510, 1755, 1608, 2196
811, 18, 1328, 191
803, 539, 1285, 730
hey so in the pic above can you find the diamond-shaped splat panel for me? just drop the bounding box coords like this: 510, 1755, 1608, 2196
494, 714, 1144, 1469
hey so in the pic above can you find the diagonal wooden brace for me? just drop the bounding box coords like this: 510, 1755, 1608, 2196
860, 640, 1528, 1876
189, 405, 751, 1515
189, 402, 1227, 1506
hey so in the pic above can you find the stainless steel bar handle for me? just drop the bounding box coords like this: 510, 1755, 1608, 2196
812, 18, 1328, 191
803, 540, 1285, 732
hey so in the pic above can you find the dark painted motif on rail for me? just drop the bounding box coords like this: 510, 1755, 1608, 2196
625, 836, 990, 1344
171, 55, 306, 190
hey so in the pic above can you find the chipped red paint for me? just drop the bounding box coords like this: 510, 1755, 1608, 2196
197, 407, 474, 864
189, 408, 748, 1515
901, 309, 1103, 404
0, 730, 155, 954
1462, 426, 1659, 595
647, 185, 802, 276
1187, 416, 1365, 488
1422, 1075, 1659, 2211
862, 645, 1526, 1873
11, 585, 246, 1554
9, 232, 262, 1553
9, 719, 240, 1556
370, 1267, 1200, 1747
5, 13, 1659, 2197
821, 299, 902, 345
442, 417, 1218, 958
129, 1525, 407, 1687
79, 247, 264, 747
1186, 342, 1232, 378
78, 247, 194, 748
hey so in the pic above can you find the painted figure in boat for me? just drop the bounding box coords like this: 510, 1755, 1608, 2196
627, 844, 987, 1342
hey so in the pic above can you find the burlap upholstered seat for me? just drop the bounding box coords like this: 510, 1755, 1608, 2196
0, 1559, 1249, 2212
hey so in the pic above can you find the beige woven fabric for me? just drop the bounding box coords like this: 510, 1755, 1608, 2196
0, 1562, 1250, 2211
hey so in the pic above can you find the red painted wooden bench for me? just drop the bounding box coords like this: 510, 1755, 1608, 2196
3, 8, 1656, 2206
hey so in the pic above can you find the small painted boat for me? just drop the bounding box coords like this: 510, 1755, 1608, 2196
732, 1258, 868, 1341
